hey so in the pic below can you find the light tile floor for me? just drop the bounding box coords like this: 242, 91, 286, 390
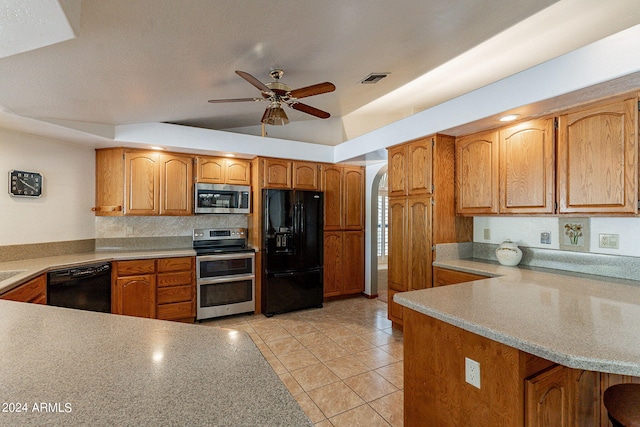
202, 297, 403, 426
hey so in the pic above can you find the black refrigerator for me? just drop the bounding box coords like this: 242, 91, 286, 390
262, 189, 323, 316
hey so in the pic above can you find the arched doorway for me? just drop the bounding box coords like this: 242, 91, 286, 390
369, 165, 388, 301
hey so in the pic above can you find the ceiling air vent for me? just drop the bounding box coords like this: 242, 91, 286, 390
360, 73, 389, 84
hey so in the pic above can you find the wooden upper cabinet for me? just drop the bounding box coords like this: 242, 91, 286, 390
125, 151, 160, 216
160, 154, 193, 215
321, 165, 364, 230
557, 96, 638, 214
343, 167, 364, 230
388, 137, 434, 197
456, 130, 499, 215
226, 159, 251, 185
408, 139, 433, 196
96, 148, 193, 216
196, 156, 251, 186
263, 158, 292, 189
388, 144, 407, 197
499, 118, 555, 214
292, 161, 321, 190
196, 156, 224, 183
322, 165, 343, 230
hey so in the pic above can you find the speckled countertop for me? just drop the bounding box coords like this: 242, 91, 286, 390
0, 300, 311, 426
396, 259, 640, 376
0, 249, 197, 294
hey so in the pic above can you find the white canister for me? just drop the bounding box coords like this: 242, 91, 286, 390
495, 240, 523, 266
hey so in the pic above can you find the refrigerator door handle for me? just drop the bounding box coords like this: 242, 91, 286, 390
300, 203, 305, 234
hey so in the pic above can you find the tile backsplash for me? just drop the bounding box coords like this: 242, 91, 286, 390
95, 215, 249, 238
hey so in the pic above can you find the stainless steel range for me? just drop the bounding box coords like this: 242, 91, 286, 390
193, 228, 255, 320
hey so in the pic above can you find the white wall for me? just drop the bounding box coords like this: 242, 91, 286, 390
0, 129, 95, 245
364, 162, 387, 296
474, 216, 640, 257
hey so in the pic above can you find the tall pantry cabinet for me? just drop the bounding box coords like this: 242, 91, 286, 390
386, 135, 472, 327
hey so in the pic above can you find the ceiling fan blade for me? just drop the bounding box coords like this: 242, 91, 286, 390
236, 70, 271, 93
289, 102, 331, 119
208, 97, 264, 103
289, 82, 336, 99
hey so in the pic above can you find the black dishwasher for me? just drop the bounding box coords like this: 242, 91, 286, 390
47, 262, 112, 313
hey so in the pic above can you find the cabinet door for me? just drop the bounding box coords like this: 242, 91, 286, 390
263, 158, 292, 189
160, 154, 193, 215
94, 148, 125, 216
557, 97, 638, 214
114, 274, 156, 318
225, 158, 251, 185
388, 198, 407, 291
500, 119, 555, 214
456, 131, 499, 215
388, 289, 404, 325
124, 151, 160, 215
322, 165, 343, 230
292, 161, 320, 190
407, 196, 432, 290
342, 231, 364, 295
342, 167, 364, 230
196, 156, 225, 183
408, 139, 433, 196
0, 274, 46, 304
387, 145, 407, 197
433, 267, 488, 287
525, 364, 568, 427
323, 231, 343, 297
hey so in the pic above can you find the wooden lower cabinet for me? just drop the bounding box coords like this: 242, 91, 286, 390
114, 274, 156, 318
112, 257, 195, 322
404, 308, 607, 427
0, 274, 46, 304
387, 288, 403, 324
156, 257, 195, 321
323, 231, 364, 297
433, 266, 490, 287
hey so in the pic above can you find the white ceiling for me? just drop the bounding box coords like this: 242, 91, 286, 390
1, 0, 640, 147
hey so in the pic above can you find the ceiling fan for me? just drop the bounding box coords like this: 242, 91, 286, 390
208, 69, 336, 126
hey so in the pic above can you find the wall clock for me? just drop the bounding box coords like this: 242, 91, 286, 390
9, 170, 43, 197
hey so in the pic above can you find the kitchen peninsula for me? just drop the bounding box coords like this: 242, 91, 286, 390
396, 260, 640, 426
0, 298, 311, 426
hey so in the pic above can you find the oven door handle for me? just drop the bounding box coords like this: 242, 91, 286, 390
197, 274, 255, 285
196, 252, 255, 262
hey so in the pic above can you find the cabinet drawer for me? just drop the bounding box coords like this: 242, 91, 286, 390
157, 301, 194, 320
157, 284, 193, 304
157, 271, 192, 288
157, 257, 193, 273
116, 259, 156, 276
433, 267, 489, 287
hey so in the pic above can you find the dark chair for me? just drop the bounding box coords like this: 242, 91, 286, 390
603, 383, 640, 427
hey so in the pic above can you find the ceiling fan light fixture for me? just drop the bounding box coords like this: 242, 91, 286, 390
262, 102, 289, 126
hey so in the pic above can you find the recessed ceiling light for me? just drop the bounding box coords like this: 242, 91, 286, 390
499, 114, 520, 122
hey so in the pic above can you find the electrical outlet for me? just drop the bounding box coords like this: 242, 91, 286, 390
540, 231, 551, 244
483, 229, 491, 240
126, 226, 134, 236
599, 233, 619, 249
465, 357, 481, 389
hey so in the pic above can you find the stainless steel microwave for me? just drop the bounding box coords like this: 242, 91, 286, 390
194, 184, 251, 214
